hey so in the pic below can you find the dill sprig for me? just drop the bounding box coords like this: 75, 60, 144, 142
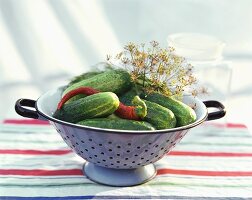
107, 41, 207, 97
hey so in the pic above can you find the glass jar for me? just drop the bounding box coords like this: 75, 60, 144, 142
167, 33, 233, 122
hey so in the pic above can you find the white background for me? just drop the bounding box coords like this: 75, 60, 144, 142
0, 0, 251, 130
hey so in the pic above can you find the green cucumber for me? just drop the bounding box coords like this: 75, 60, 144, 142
119, 84, 145, 106
77, 118, 155, 131
63, 69, 132, 96
67, 71, 102, 87
53, 92, 120, 123
143, 92, 197, 127
119, 87, 138, 106
143, 100, 176, 130
66, 71, 104, 102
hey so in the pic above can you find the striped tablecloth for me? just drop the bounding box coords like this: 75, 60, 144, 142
0, 119, 252, 199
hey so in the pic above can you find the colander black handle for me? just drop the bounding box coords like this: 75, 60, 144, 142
203, 100, 226, 121
15, 98, 47, 121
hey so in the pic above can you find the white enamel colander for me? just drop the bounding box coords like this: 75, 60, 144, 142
15, 86, 225, 186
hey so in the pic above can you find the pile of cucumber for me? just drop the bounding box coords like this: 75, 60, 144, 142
53, 69, 197, 131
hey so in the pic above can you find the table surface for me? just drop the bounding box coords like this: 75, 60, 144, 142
0, 118, 252, 199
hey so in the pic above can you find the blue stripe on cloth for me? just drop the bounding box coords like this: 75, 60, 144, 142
0, 196, 249, 200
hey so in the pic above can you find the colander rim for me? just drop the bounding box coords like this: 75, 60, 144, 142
35, 90, 208, 134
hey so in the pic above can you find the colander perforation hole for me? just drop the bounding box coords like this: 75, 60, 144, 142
76, 142, 79, 145
99, 144, 102, 146
117, 153, 120, 156
85, 149, 88, 152
132, 161, 135, 163
88, 139, 92, 141
146, 159, 149, 162
134, 154, 138, 157
109, 157, 113, 159
160, 147, 164, 150
155, 145, 159, 148
150, 153, 154, 155
91, 147, 95, 149
105, 164, 108, 167
89, 156, 92, 159
148, 142, 152, 145
72, 144, 76, 148
94, 155, 98, 157
123, 164, 127, 166
126, 150, 130, 153
72, 134, 75, 138
67, 136, 70, 139
116, 161, 120, 163
166, 139, 170, 142
102, 159, 106, 162
111, 163, 114, 166
125, 158, 129, 160
127, 143, 131, 146
100, 152, 104, 155
116, 166, 120, 168
108, 141, 112, 144
80, 151, 84, 153
137, 146, 141, 149
97, 161, 101, 163
81, 140, 85, 143
141, 157, 144, 160
117, 145, 121, 148
108, 149, 112, 152
155, 155, 158, 157
145, 149, 148, 152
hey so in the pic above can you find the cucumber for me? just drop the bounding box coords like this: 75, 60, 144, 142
53, 92, 120, 123
77, 118, 155, 131
143, 100, 176, 130
119, 84, 145, 106
119, 89, 176, 129
67, 71, 102, 87
142, 92, 197, 127
119, 87, 138, 106
63, 69, 132, 96
66, 71, 103, 103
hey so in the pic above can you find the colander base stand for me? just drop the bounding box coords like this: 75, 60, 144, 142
83, 162, 157, 186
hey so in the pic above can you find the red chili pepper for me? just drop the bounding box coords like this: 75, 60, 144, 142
115, 103, 140, 120
57, 87, 99, 110
115, 96, 147, 120
57, 87, 147, 120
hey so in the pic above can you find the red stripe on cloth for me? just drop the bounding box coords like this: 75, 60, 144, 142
168, 151, 252, 157
1, 168, 252, 177
3, 119, 50, 125
1, 149, 252, 157
226, 123, 247, 129
157, 168, 252, 176
207, 122, 247, 129
0, 169, 83, 176
2, 119, 247, 129
0, 149, 72, 155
